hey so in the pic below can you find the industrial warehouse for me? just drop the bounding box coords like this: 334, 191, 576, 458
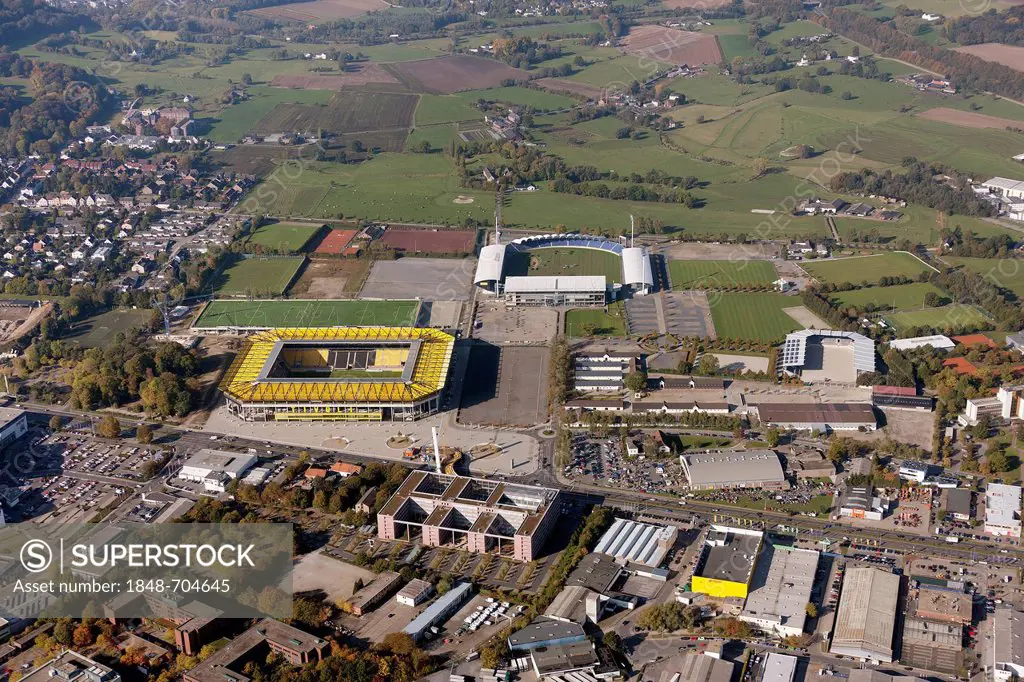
739, 541, 819, 638
377, 470, 561, 562
690, 526, 764, 600
218, 326, 455, 421
679, 450, 787, 490
752, 402, 877, 432
829, 567, 900, 662
592, 518, 678, 568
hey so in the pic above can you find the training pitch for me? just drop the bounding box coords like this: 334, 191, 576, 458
193, 299, 421, 329
668, 259, 777, 289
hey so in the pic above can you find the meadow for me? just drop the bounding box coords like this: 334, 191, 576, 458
212, 257, 306, 296
565, 304, 627, 337
709, 293, 804, 342
829, 282, 949, 310
668, 259, 778, 289
802, 252, 935, 285
885, 304, 992, 333
193, 299, 419, 328
63, 310, 153, 348
246, 222, 324, 253
943, 256, 1024, 298
207, 88, 335, 143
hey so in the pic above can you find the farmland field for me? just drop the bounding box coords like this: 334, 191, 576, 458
504, 247, 623, 281
944, 256, 1024, 298
668, 259, 777, 289
885, 304, 991, 333
709, 293, 804, 342
829, 282, 949, 310
565, 304, 627, 337
212, 257, 306, 296
619, 26, 723, 66
246, 0, 388, 22
802, 252, 935, 285
193, 299, 420, 328
392, 56, 528, 93
268, 63, 399, 89
954, 44, 1024, 73
252, 92, 417, 139
246, 222, 324, 253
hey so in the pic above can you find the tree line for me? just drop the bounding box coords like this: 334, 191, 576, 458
945, 7, 1024, 46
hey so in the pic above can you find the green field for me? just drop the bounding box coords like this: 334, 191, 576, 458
63, 310, 153, 348
802, 252, 935, 285
944, 256, 1024, 298
709, 293, 804, 342
208, 88, 335, 143
885, 304, 991, 333
504, 247, 623, 281
565, 304, 627, 337
829, 282, 949, 310
193, 299, 421, 328
246, 222, 324, 253
213, 257, 306, 296
668, 259, 777, 289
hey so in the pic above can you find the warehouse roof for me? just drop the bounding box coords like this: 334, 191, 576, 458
944, 488, 971, 517
530, 641, 598, 676
593, 518, 676, 567
181, 449, 257, 477
830, 567, 900, 661
762, 654, 798, 682
741, 543, 819, 634
680, 450, 785, 488
567, 552, 623, 593
755, 402, 876, 426
544, 585, 598, 624
504, 275, 607, 293
509, 619, 586, 649
696, 527, 763, 584
403, 582, 473, 638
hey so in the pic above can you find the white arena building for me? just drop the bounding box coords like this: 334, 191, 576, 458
781, 330, 875, 383
473, 234, 654, 304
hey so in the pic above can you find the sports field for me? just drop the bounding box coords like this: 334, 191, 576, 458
193, 299, 420, 328
944, 256, 1024, 298
214, 257, 306, 296
802, 252, 935, 286
504, 247, 622, 282
247, 222, 324, 253
63, 310, 153, 348
668, 259, 777, 289
708, 293, 804, 342
885, 304, 991, 333
829, 282, 949, 310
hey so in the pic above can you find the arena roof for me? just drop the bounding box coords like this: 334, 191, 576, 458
888, 335, 955, 351
473, 243, 506, 284
680, 450, 786, 488
219, 327, 454, 405
507, 233, 624, 255
621, 247, 654, 288
503, 275, 607, 293
782, 330, 875, 374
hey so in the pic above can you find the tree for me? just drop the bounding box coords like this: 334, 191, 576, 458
624, 371, 648, 395
97, 415, 121, 439
766, 427, 781, 448
751, 157, 770, 178
805, 602, 818, 618
136, 423, 153, 444
696, 354, 719, 376
437, 575, 453, 594
48, 415, 64, 431
603, 631, 623, 653
72, 623, 94, 648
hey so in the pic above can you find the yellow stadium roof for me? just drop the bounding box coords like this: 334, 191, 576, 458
220, 327, 455, 405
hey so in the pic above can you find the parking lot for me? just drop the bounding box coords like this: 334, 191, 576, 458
459, 345, 549, 427
35, 432, 165, 481
472, 303, 557, 345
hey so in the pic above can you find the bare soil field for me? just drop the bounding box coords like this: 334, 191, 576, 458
253, 92, 417, 136
917, 106, 1024, 129
783, 305, 831, 329
391, 56, 528, 93
270, 63, 399, 89
620, 26, 724, 66
380, 228, 477, 254
661, 242, 779, 260
248, 0, 388, 22
954, 43, 1024, 73
535, 78, 604, 99
288, 258, 372, 298
661, 0, 736, 8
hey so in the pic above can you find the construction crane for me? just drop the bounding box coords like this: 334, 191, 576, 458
429, 424, 463, 475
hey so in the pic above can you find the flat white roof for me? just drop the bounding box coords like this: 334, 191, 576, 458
762, 654, 798, 682
181, 449, 257, 477
504, 275, 606, 293
986, 483, 1022, 530
982, 177, 1024, 193
742, 544, 819, 635
889, 335, 955, 351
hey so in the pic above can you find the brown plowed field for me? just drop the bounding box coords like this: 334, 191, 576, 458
270, 64, 398, 90
620, 25, 723, 66
248, 0, 388, 22
380, 229, 477, 253
918, 107, 1024, 130
954, 43, 1024, 73
391, 55, 527, 93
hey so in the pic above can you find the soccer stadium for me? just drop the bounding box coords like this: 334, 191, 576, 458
219, 327, 455, 422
